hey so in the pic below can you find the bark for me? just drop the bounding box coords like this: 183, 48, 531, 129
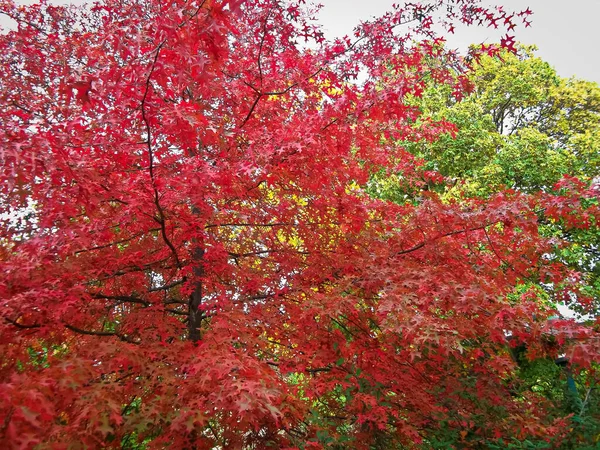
188, 246, 204, 342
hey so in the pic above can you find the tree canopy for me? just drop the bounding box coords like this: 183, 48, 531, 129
403, 46, 599, 196
369, 45, 600, 448
0, 0, 599, 448
370, 45, 600, 317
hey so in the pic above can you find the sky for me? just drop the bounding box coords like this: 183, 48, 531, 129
318, 0, 600, 84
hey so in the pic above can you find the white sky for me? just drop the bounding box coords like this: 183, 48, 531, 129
319, 0, 600, 83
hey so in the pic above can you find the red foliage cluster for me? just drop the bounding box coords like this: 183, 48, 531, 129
0, 0, 596, 448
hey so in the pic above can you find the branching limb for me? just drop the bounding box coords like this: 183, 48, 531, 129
140, 41, 182, 268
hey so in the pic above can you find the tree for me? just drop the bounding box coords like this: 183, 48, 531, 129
369, 45, 600, 316
0, 0, 598, 448
369, 45, 600, 447
388, 45, 600, 195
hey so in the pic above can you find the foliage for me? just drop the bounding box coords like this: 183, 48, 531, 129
369, 45, 600, 447
411, 46, 599, 195
370, 45, 600, 317
1, 0, 599, 448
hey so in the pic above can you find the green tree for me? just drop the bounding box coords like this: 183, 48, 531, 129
369, 45, 600, 448
412, 45, 599, 196
371, 45, 600, 312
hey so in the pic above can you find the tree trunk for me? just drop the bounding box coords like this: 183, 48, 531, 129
188, 246, 204, 342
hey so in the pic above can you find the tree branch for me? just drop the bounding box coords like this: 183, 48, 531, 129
4, 317, 41, 329
64, 323, 138, 344
74, 228, 161, 255
149, 278, 186, 292
140, 41, 182, 268
395, 223, 497, 256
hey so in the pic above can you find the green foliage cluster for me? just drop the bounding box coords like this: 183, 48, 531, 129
409, 45, 599, 197
371, 45, 600, 313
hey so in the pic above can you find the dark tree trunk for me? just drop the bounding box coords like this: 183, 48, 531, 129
188, 246, 204, 342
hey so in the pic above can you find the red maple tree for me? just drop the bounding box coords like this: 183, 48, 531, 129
1, 0, 598, 448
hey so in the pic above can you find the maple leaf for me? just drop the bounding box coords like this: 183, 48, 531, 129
72, 80, 93, 105
97, 414, 114, 438
500, 34, 517, 53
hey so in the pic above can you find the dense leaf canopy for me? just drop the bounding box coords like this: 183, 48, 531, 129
0, 0, 599, 448
371, 46, 600, 316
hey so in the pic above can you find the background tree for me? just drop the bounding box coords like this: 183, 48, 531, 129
1, 1, 598, 449
370, 45, 600, 196
421, 46, 598, 193
370, 46, 600, 314
369, 45, 600, 447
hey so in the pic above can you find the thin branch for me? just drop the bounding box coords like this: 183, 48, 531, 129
164, 298, 188, 305
4, 317, 40, 329
121, 395, 138, 416
266, 360, 332, 375
164, 308, 188, 316
1, 407, 14, 435
140, 41, 182, 268
320, 117, 339, 132
90, 293, 150, 306
0, 11, 49, 35
93, 257, 173, 281
240, 93, 262, 128
483, 227, 533, 281
257, 7, 272, 87
306, 366, 332, 375
205, 222, 290, 229
580, 386, 594, 416
176, 0, 208, 30
149, 278, 186, 292
228, 249, 309, 258
395, 223, 496, 256
74, 228, 161, 255
64, 323, 137, 344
